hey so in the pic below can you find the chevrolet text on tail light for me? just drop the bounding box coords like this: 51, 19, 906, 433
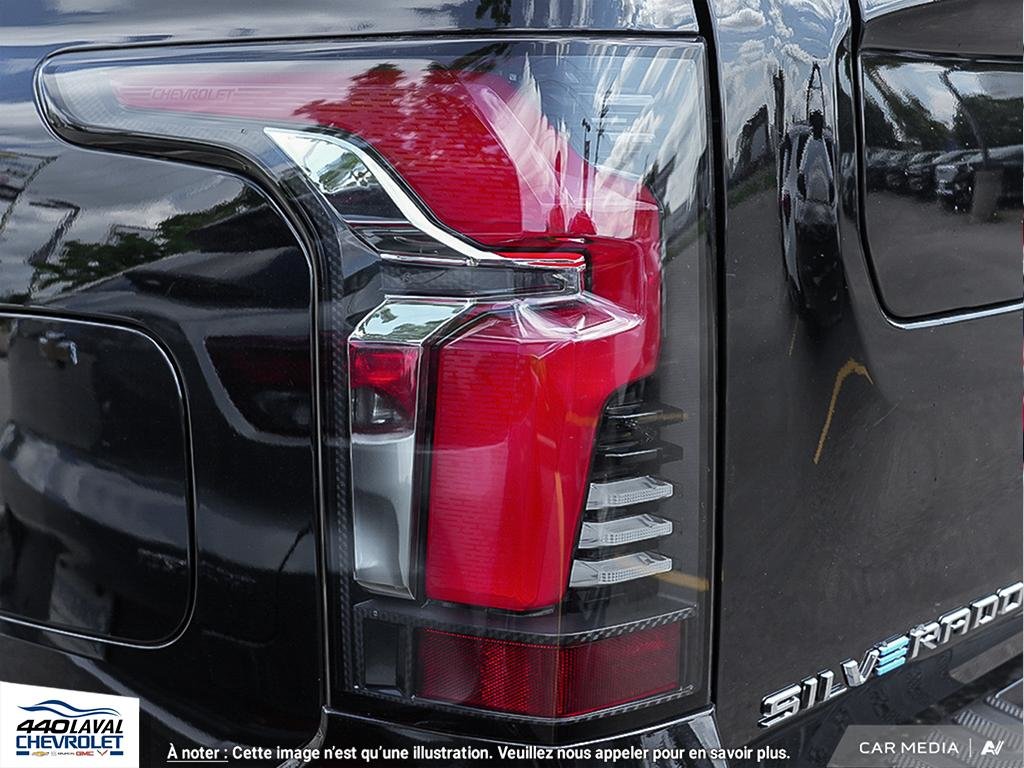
39, 38, 714, 732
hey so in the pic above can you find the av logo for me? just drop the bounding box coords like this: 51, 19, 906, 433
981, 740, 1005, 756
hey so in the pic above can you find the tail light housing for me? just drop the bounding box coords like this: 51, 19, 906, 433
40, 37, 715, 737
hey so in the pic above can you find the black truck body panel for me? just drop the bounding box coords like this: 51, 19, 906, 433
710, 0, 1022, 747
0, 0, 1019, 763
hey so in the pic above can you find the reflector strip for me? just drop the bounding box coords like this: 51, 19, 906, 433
416, 623, 681, 718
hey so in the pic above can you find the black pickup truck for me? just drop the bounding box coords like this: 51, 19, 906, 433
0, 0, 1020, 765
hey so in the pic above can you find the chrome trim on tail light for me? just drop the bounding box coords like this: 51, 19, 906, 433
265, 127, 584, 271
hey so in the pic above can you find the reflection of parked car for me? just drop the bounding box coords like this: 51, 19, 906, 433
917, 150, 975, 198
881, 149, 912, 191
865, 148, 900, 190
903, 150, 942, 195
936, 145, 1023, 211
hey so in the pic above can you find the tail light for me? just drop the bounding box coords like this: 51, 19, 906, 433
417, 623, 682, 719
40, 37, 715, 736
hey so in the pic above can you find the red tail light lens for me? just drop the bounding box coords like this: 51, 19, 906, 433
349, 344, 419, 435
39, 38, 714, 735
417, 623, 682, 718
427, 298, 652, 610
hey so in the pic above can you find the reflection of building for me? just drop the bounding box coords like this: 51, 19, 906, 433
0, 151, 55, 233
107, 224, 159, 243
0, 152, 51, 202
733, 105, 771, 182
772, 68, 786, 151
0, 152, 78, 302
26, 200, 80, 266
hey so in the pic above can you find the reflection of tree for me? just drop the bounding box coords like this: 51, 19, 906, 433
866, 66, 951, 149
293, 53, 521, 242
865, 59, 1022, 153
474, 0, 512, 25
33, 234, 161, 291
30, 189, 262, 293
446, 42, 510, 76
952, 94, 1022, 153
863, 95, 898, 149
157, 189, 260, 252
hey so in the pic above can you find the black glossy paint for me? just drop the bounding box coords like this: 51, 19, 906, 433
0, 46, 321, 759
711, 0, 1021, 748
0, 0, 1019, 764
0, 314, 191, 644
740, 619, 1023, 767
861, 53, 1022, 317
861, 0, 1022, 57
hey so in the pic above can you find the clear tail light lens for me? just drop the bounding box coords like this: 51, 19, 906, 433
40, 37, 714, 735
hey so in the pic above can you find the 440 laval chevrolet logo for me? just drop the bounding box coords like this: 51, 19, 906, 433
15, 699, 125, 757
759, 581, 1023, 728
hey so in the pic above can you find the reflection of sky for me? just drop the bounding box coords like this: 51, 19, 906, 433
860, 0, 932, 21
948, 70, 1022, 100
715, 0, 848, 162
0, 46, 57, 153
3, 0, 433, 42
0, 47, 50, 103
4, 0, 698, 45
874, 62, 958, 123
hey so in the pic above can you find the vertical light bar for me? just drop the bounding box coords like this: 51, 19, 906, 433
348, 300, 467, 598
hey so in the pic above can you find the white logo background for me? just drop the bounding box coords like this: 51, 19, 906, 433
0, 682, 139, 768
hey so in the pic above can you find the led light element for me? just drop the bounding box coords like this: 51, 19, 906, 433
266, 128, 582, 269
569, 551, 673, 588
578, 514, 673, 549
585, 476, 674, 510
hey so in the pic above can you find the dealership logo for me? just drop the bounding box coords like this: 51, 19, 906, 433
760, 581, 1023, 727
0, 683, 138, 767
